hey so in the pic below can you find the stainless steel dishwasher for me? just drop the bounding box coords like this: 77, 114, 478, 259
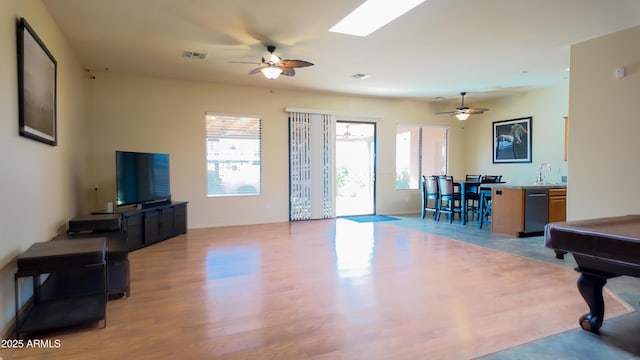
524, 189, 548, 234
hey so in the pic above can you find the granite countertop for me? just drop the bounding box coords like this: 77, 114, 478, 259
482, 183, 567, 190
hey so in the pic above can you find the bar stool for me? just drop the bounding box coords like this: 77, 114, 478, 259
464, 174, 482, 220
421, 175, 439, 220
478, 175, 502, 229
436, 176, 462, 223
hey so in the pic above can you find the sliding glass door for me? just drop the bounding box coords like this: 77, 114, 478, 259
335, 121, 376, 216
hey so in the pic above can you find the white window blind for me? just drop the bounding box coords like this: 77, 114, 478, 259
206, 113, 262, 196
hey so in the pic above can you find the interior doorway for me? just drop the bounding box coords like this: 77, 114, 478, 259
335, 121, 376, 216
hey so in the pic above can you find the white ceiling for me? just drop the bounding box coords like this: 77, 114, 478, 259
43, 0, 640, 103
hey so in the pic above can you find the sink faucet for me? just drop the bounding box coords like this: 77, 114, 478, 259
536, 162, 552, 183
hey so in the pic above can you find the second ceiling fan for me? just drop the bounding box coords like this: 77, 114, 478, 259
436, 92, 489, 120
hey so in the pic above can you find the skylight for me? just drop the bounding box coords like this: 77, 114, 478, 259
329, 0, 427, 37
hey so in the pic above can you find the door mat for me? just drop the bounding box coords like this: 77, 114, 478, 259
342, 215, 400, 223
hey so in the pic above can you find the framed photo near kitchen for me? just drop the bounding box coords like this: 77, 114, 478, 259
493, 117, 532, 163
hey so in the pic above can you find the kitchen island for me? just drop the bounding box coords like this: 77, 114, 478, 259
484, 183, 567, 237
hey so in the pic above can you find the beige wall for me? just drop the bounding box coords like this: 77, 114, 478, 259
0, 0, 87, 335
84, 72, 570, 228
568, 25, 640, 220
84, 72, 468, 228
464, 86, 569, 184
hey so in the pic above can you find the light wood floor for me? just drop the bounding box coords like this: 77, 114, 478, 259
3, 219, 632, 359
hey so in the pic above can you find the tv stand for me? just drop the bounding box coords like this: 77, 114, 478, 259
94, 201, 187, 251
140, 198, 171, 209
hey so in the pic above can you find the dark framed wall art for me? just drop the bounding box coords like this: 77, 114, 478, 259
493, 117, 532, 163
17, 17, 57, 146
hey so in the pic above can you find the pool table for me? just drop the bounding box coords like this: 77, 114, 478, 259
544, 215, 640, 333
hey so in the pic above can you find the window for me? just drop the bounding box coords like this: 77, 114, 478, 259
395, 125, 447, 190
206, 113, 262, 196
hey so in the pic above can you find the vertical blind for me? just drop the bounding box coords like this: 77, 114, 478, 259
289, 111, 336, 220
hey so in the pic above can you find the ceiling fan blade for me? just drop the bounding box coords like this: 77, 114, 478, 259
248, 65, 266, 75
281, 59, 314, 68
467, 108, 489, 114
229, 61, 261, 65
434, 111, 457, 115
281, 67, 296, 76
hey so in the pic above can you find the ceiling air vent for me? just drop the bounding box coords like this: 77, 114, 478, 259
182, 51, 207, 60
352, 73, 371, 80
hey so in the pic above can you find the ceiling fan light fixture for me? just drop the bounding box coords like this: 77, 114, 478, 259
267, 53, 281, 64
261, 66, 282, 80
455, 113, 470, 121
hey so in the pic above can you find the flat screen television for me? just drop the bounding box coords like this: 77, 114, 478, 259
116, 151, 171, 207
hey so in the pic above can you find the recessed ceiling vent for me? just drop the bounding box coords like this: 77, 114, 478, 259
352, 73, 371, 80
182, 51, 207, 60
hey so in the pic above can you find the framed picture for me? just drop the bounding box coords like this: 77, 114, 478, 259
493, 117, 532, 163
17, 17, 57, 146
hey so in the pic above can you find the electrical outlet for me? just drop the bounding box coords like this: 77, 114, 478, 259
94, 185, 99, 191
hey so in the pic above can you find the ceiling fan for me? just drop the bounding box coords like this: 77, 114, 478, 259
236, 45, 313, 80
436, 92, 489, 120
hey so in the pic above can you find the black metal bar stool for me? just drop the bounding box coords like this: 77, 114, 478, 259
478, 175, 502, 229
479, 189, 492, 229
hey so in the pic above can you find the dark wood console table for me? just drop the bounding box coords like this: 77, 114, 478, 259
55, 232, 130, 299
15, 238, 107, 338
93, 201, 187, 251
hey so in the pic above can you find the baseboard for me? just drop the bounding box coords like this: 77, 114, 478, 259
1, 295, 34, 339
1, 318, 15, 340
